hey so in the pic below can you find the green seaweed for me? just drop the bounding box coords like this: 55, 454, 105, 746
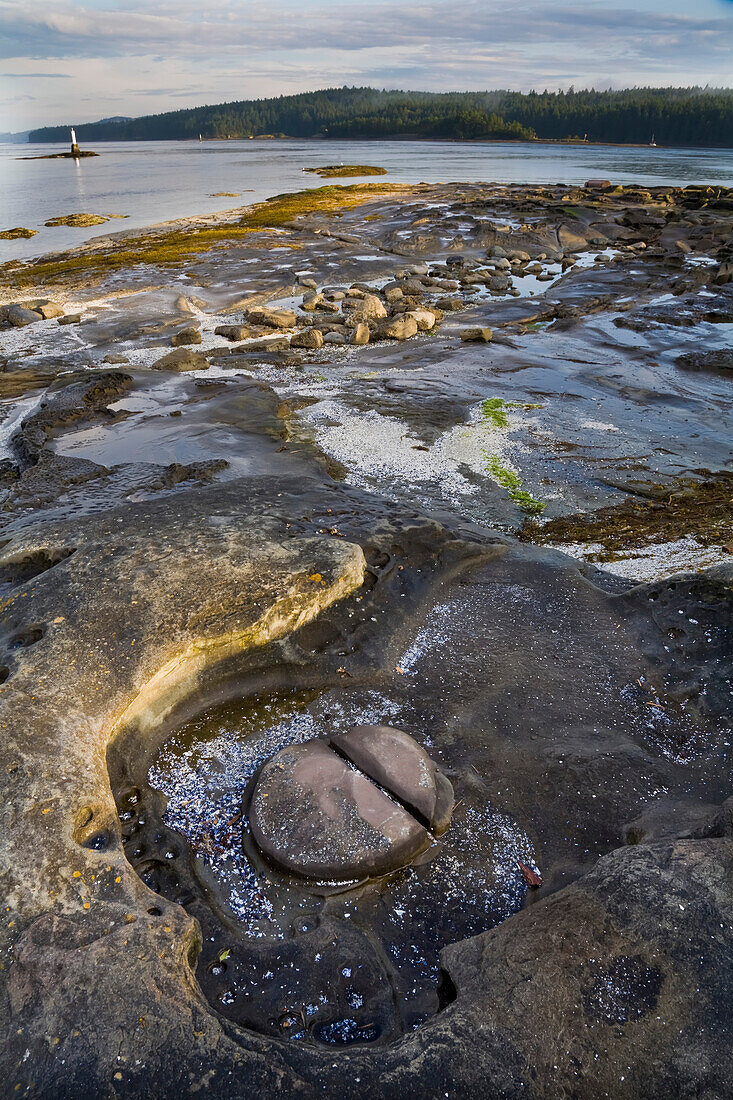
481, 398, 510, 429
483, 454, 545, 515
481, 397, 543, 428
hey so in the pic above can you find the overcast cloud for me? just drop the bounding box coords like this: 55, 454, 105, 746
2, 0, 732, 129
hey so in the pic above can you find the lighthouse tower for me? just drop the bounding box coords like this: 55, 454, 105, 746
70, 127, 81, 158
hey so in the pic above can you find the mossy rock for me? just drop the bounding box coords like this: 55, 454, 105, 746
45, 214, 111, 228
304, 165, 388, 178
0, 227, 37, 240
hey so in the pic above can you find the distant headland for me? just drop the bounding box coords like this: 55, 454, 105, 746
27, 85, 733, 148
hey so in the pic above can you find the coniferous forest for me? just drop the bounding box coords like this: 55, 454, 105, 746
29, 85, 733, 146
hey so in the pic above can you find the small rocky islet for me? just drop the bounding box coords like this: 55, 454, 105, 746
0, 178, 731, 1097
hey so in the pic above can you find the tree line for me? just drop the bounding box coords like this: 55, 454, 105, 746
29, 86, 733, 147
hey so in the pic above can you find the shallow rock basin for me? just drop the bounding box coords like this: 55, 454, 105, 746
133, 688, 537, 1042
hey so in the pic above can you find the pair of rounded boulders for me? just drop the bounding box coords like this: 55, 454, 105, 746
248, 725, 454, 881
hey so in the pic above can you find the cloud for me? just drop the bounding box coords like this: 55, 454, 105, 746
1, 0, 731, 62
4, 70, 71, 77
1, 0, 731, 128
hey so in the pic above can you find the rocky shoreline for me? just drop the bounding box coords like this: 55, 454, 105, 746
0, 180, 731, 1097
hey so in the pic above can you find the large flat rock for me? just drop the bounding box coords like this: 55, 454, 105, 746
249, 739, 429, 880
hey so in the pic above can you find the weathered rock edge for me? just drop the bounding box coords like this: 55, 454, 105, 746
0, 493, 730, 1098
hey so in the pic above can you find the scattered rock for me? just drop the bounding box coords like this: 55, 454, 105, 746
435, 297, 463, 312
712, 262, 733, 286
384, 286, 404, 303
461, 327, 493, 343
406, 309, 436, 332
32, 301, 65, 320
152, 348, 210, 372
171, 326, 202, 347
291, 328, 324, 350
246, 308, 297, 329
304, 165, 388, 178
245, 337, 290, 352
301, 293, 324, 312
344, 293, 388, 321
214, 325, 250, 341
0, 303, 42, 327
351, 323, 370, 345
44, 213, 110, 228
380, 316, 418, 340
57, 314, 81, 325
0, 227, 37, 240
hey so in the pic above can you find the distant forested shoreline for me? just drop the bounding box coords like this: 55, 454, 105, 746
29, 86, 733, 147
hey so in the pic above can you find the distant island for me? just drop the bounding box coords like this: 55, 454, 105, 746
28, 85, 733, 148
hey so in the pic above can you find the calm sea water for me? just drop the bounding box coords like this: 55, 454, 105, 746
2, 138, 732, 261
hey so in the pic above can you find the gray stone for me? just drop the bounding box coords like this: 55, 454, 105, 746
249, 739, 429, 879
0, 303, 42, 327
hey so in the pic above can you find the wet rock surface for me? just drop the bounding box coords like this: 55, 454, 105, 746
0, 179, 731, 1096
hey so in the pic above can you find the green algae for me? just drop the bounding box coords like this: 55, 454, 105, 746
481, 397, 544, 429
481, 398, 511, 429
483, 455, 546, 515
480, 398, 546, 513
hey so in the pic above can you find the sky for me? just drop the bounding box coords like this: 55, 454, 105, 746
2, 0, 732, 131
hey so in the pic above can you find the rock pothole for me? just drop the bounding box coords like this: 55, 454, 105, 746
113, 685, 538, 1046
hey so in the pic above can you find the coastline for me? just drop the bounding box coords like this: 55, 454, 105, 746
0, 175, 731, 1097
